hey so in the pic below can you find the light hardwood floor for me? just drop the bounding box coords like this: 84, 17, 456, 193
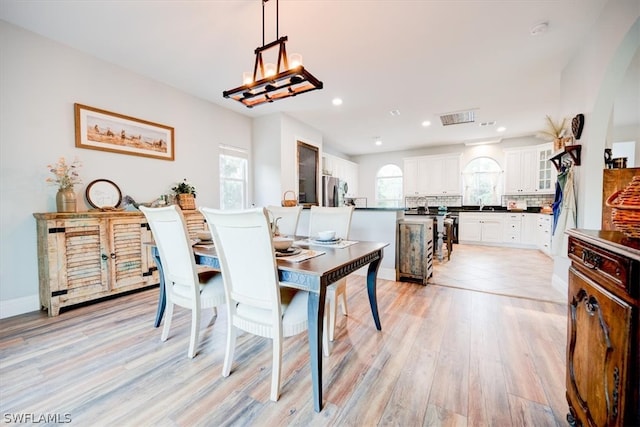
0, 245, 568, 426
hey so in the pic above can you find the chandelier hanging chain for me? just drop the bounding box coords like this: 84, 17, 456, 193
261, 0, 279, 47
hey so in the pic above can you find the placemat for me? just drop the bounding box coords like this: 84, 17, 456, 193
280, 249, 325, 263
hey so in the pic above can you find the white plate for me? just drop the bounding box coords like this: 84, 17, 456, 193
310, 238, 342, 245
275, 248, 302, 257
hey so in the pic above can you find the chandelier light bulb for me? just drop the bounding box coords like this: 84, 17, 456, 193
289, 53, 303, 69
242, 72, 253, 85
265, 63, 277, 78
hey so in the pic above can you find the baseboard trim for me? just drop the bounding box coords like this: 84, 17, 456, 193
0, 294, 40, 319
552, 273, 567, 296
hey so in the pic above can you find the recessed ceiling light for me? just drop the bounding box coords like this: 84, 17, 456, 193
373, 136, 382, 146
497, 126, 506, 132
332, 98, 343, 106
389, 109, 400, 116
422, 120, 431, 127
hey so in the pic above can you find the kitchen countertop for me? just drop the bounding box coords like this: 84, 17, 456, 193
404, 206, 546, 215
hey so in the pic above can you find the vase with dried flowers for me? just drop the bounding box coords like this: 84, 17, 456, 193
46, 157, 82, 213
171, 179, 197, 210
538, 115, 571, 152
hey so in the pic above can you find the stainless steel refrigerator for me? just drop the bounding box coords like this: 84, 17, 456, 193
322, 176, 341, 207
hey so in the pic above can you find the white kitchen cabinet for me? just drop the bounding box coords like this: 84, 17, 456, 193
503, 213, 537, 246
323, 153, 359, 196
403, 158, 429, 196
505, 144, 555, 195
459, 212, 505, 244
423, 154, 461, 195
537, 143, 554, 193
537, 214, 552, 256
504, 148, 537, 194
404, 154, 461, 196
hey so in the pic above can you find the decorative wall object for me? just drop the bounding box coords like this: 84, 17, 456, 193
571, 113, 585, 140
74, 103, 174, 161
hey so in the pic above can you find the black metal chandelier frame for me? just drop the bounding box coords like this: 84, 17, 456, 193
223, 0, 323, 108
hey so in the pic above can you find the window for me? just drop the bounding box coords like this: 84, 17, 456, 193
462, 157, 502, 205
376, 164, 403, 207
219, 145, 248, 210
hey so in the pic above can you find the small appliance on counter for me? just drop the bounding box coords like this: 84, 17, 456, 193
507, 200, 527, 211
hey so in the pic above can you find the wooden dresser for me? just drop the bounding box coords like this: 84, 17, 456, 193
396, 218, 434, 285
565, 229, 639, 427
33, 210, 207, 316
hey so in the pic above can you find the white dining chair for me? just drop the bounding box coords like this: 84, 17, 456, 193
140, 205, 226, 359
266, 205, 303, 237
308, 205, 354, 354
200, 206, 312, 401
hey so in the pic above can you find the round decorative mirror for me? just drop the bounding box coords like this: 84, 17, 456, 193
85, 179, 122, 209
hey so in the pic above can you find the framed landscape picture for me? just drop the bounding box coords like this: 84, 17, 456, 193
74, 103, 175, 161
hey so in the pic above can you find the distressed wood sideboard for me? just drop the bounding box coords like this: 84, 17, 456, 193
33, 210, 207, 316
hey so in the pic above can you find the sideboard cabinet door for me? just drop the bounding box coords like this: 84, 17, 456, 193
567, 268, 632, 427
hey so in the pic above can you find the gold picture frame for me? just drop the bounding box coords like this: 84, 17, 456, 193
74, 103, 175, 161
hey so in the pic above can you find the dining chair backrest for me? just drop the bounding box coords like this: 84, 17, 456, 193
140, 205, 200, 307
200, 207, 281, 316
308, 206, 354, 240
266, 205, 303, 237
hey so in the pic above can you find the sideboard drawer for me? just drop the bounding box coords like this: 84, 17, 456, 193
568, 236, 633, 299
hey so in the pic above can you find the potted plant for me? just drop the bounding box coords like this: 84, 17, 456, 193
538, 115, 570, 152
171, 179, 197, 210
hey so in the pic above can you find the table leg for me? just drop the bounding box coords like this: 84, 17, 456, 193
367, 253, 383, 331
436, 217, 444, 262
308, 287, 325, 412
152, 247, 165, 328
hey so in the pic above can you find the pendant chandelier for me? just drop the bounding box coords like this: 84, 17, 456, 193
223, 0, 323, 108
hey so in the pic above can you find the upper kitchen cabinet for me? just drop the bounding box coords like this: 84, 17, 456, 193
404, 154, 461, 196
403, 158, 428, 196
323, 153, 359, 196
504, 143, 554, 195
537, 143, 554, 193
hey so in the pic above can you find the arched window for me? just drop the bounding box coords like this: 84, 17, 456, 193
462, 157, 502, 205
376, 164, 403, 207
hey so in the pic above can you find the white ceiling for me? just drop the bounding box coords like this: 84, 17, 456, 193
0, 0, 616, 156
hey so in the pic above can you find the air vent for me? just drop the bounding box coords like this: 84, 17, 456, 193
439, 110, 475, 126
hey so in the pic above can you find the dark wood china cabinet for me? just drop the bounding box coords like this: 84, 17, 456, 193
565, 229, 639, 427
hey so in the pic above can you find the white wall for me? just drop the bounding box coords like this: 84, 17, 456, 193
552, 2, 639, 289
252, 112, 323, 207
0, 22, 252, 317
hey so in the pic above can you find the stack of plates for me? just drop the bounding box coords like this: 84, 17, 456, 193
275, 248, 302, 257
310, 237, 342, 245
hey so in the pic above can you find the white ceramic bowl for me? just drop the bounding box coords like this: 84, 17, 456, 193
273, 236, 294, 251
317, 230, 336, 241
196, 231, 212, 241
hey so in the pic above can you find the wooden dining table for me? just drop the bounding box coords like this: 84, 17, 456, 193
152, 239, 389, 412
